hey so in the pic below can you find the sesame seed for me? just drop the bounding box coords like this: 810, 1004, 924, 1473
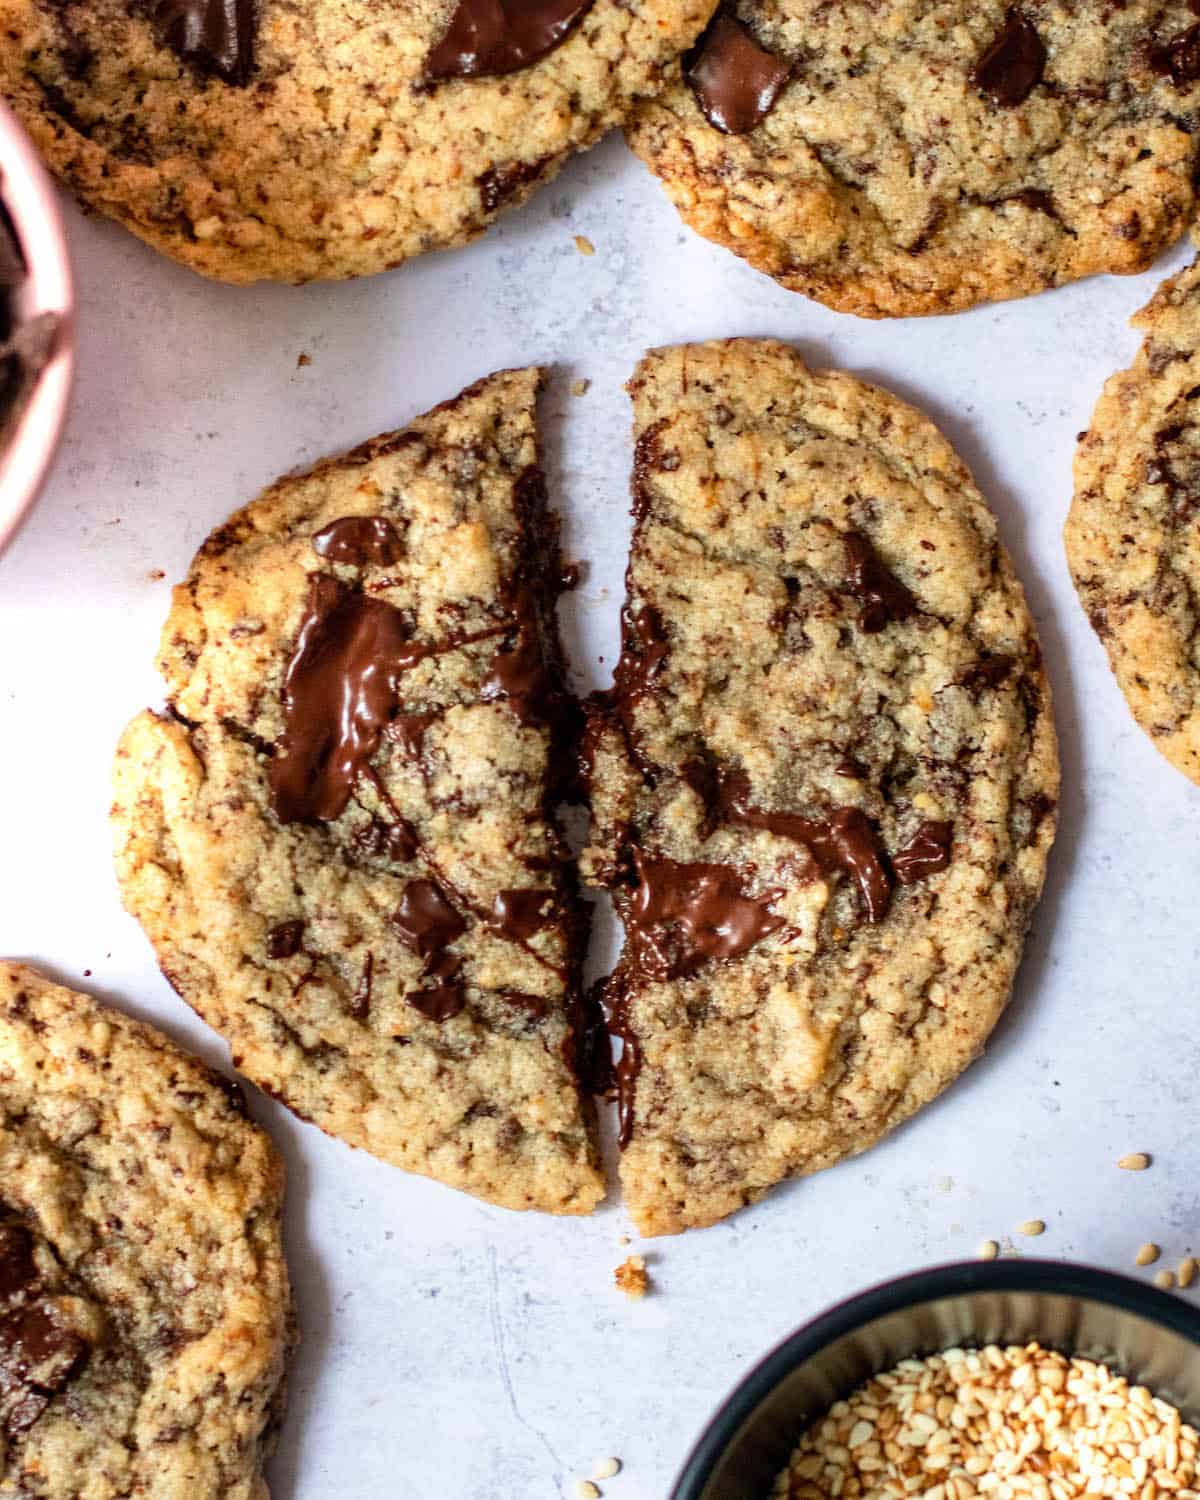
1136, 1244, 1161, 1267
977, 1240, 1000, 1261
1179, 1258, 1197, 1289
1118, 1154, 1152, 1171
574, 1483, 600, 1500
1156, 1270, 1177, 1291
592, 1459, 621, 1480
574, 235, 595, 256
1018, 1220, 1046, 1237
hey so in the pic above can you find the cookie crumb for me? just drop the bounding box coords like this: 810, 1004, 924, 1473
976, 1239, 1000, 1260
1136, 1242, 1161, 1266
1017, 1219, 1045, 1237
617, 1233, 630, 1246
1156, 1269, 1177, 1291
1180, 1256, 1197, 1289
574, 1483, 600, 1500
297, 352, 312, 367
1117, 1152, 1150, 1170
572, 378, 591, 397
614, 1254, 648, 1298
147, 568, 165, 581
593, 1458, 621, 1480
574, 235, 595, 256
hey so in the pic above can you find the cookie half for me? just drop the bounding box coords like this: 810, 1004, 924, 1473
583, 339, 1058, 1235
1067, 260, 1200, 785
113, 369, 605, 1216
0, 962, 290, 1499
0, 0, 714, 283
627, 2, 1200, 318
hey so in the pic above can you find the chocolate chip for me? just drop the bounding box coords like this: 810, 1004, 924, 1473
266, 920, 305, 959
489, 889, 557, 941
685, 8, 790, 135
1148, 23, 1200, 85
891, 820, 953, 885
311, 516, 404, 567
393, 879, 466, 962
424, 0, 594, 81
843, 532, 917, 633
476, 159, 548, 214
147, 0, 255, 85
971, 8, 1046, 106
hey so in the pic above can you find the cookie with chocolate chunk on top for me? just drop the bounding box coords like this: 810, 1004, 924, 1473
627, 1, 1200, 317
0, 0, 714, 283
583, 339, 1058, 1236
0, 962, 291, 1500
1067, 258, 1200, 785
112, 368, 605, 1216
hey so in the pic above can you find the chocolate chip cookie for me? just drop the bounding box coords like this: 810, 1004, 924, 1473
113, 369, 605, 1216
583, 339, 1058, 1235
627, 2, 1200, 318
0, 0, 714, 283
0, 962, 290, 1498
1067, 258, 1200, 785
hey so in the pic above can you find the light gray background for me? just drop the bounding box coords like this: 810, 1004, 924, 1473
2, 133, 1198, 1500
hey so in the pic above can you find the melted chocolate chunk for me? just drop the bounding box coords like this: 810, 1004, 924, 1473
613, 604, 669, 704
424, 0, 594, 81
266, 920, 305, 960
958, 654, 1015, 692
844, 532, 917, 633
1149, 23, 1200, 84
476, 159, 548, 214
971, 8, 1046, 107
604, 983, 640, 1149
393, 879, 466, 960
719, 769, 893, 923
0, 1300, 90, 1434
388, 712, 435, 759
619, 850, 784, 982
482, 590, 548, 725
353, 818, 418, 862
148, 0, 255, 85
0, 1227, 37, 1304
406, 983, 466, 1022
350, 952, 373, 1020
490, 888, 557, 940
685, 9, 790, 135
269, 577, 427, 824
312, 516, 404, 567
891, 820, 953, 885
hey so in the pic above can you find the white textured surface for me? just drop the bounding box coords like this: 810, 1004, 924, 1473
2, 134, 1200, 1500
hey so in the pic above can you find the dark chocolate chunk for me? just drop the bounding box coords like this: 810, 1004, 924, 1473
685, 9, 790, 135
147, 0, 255, 86
0, 1300, 90, 1435
424, 0, 594, 81
311, 516, 404, 567
619, 850, 784, 981
266, 920, 305, 960
490, 888, 558, 941
1148, 23, 1200, 85
405, 983, 466, 1022
971, 8, 1046, 107
393, 879, 466, 961
476, 159, 548, 214
350, 952, 373, 1020
891, 820, 953, 885
482, 590, 548, 725
843, 531, 917, 633
958, 654, 1015, 692
0, 1226, 37, 1305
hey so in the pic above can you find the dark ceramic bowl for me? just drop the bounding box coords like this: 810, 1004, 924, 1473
0, 96, 74, 557
672, 1260, 1200, 1500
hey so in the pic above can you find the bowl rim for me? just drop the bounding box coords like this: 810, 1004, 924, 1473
0, 95, 75, 559
670, 1258, 1200, 1499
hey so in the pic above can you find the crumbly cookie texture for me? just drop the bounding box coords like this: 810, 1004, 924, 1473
627, 1, 1200, 318
1067, 258, 1200, 786
0, 0, 714, 284
0, 962, 291, 1500
112, 368, 605, 1216
583, 340, 1058, 1236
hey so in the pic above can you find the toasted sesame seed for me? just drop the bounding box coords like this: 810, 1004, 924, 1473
1018, 1220, 1046, 1237
1136, 1244, 1161, 1267
574, 1483, 600, 1500
1179, 1258, 1197, 1289
1119, 1154, 1152, 1171
1156, 1270, 1177, 1291
574, 235, 595, 256
977, 1240, 1000, 1260
592, 1459, 621, 1480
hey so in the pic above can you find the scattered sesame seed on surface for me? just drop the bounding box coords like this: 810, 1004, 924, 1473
1156, 1269, 1177, 1291
574, 235, 595, 256
1136, 1242, 1161, 1266
574, 1482, 600, 1500
976, 1239, 999, 1260
572, 379, 591, 397
593, 1458, 621, 1480
1017, 1219, 1045, 1236
1118, 1152, 1151, 1170
1180, 1257, 1197, 1289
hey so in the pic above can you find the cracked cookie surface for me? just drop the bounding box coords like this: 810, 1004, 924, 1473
112, 368, 605, 1216
627, 1, 1200, 318
0, 962, 290, 1500
583, 339, 1058, 1236
1067, 258, 1200, 785
0, 0, 714, 283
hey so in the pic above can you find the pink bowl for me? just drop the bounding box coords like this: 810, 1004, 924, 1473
0, 97, 74, 557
